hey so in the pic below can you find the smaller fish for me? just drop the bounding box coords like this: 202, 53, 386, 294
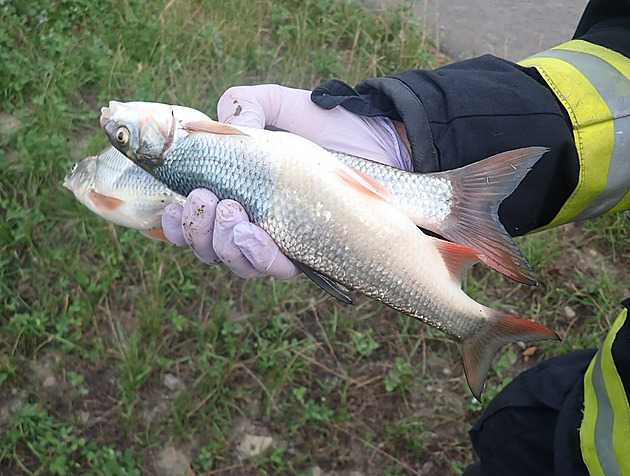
63, 146, 185, 241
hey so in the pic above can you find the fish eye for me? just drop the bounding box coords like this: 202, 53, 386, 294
115, 126, 130, 145
70, 163, 78, 174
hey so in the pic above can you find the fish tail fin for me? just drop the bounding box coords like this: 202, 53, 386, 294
457, 309, 559, 400
436, 146, 549, 286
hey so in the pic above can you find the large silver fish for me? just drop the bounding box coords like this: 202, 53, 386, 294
63, 146, 185, 241
100, 100, 558, 399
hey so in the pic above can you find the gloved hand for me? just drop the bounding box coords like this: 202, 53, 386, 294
162, 84, 412, 278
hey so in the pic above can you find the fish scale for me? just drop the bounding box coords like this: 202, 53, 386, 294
150, 127, 489, 341
100, 100, 560, 399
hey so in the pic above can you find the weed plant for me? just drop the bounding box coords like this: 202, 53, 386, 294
1, 0, 628, 474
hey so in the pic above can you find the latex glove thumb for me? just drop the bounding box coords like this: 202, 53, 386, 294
217, 84, 412, 170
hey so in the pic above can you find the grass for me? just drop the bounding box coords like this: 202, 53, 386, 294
1, 0, 629, 475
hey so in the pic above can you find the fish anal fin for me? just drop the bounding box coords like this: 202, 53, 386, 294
458, 310, 560, 401
432, 238, 481, 283
334, 165, 392, 203
140, 229, 169, 242
88, 190, 124, 211
183, 119, 247, 136
292, 260, 353, 305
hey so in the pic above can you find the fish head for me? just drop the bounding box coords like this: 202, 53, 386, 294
100, 101, 177, 172
100, 101, 213, 173
63, 155, 97, 202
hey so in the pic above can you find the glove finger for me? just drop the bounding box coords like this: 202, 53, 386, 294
182, 189, 221, 264
162, 203, 188, 247
213, 200, 264, 279
233, 222, 301, 280
217, 85, 272, 129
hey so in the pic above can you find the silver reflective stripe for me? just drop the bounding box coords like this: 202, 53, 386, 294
529, 49, 630, 220
590, 350, 624, 475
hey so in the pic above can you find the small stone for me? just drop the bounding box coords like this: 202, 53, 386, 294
564, 306, 576, 319
157, 446, 190, 476
308, 466, 324, 476
78, 410, 90, 424
237, 434, 274, 458
43, 375, 57, 388
163, 373, 182, 391
0, 113, 21, 136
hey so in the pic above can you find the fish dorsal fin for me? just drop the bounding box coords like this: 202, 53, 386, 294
183, 119, 248, 136
333, 165, 392, 203
140, 229, 170, 242
431, 237, 481, 284
88, 190, 124, 211
292, 260, 354, 305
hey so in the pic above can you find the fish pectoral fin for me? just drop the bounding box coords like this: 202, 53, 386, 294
333, 165, 392, 203
88, 190, 124, 211
183, 119, 248, 136
458, 310, 560, 401
292, 260, 354, 305
140, 229, 170, 243
431, 238, 481, 284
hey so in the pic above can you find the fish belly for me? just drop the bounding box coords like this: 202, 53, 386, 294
260, 150, 488, 341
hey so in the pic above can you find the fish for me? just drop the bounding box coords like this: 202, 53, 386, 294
99, 100, 559, 399
63, 145, 186, 241
97, 102, 540, 285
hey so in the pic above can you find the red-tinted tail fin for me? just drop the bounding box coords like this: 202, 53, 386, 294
457, 310, 560, 400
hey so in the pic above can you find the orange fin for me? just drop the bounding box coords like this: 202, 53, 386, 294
140, 229, 170, 242
88, 190, 124, 211
183, 119, 247, 136
334, 165, 392, 202
432, 237, 481, 283
429, 146, 549, 286
458, 310, 560, 400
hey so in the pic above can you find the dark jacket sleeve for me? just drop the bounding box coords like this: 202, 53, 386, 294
311, 0, 630, 236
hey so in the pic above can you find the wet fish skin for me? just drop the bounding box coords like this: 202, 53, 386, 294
100, 101, 537, 284
63, 146, 185, 240
100, 101, 558, 399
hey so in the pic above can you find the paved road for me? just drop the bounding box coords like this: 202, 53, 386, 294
367, 0, 590, 62
418, 0, 589, 61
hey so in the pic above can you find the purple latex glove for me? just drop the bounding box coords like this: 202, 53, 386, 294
163, 84, 412, 279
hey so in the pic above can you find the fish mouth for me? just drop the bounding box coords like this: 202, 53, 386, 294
99, 100, 123, 129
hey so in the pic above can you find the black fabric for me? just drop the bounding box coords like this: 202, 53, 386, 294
574, 0, 630, 57
467, 349, 595, 476
311, 0, 630, 236
313, 56, 578, 236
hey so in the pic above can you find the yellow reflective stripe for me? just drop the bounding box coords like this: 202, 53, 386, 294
554, 40, 630, 78
518, 55, 614, 230
580, 309, 630, 475
609, 189, 630, 215
581, 355, 602, 476
542, 49, 630, 222
519, 40, 630, 230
